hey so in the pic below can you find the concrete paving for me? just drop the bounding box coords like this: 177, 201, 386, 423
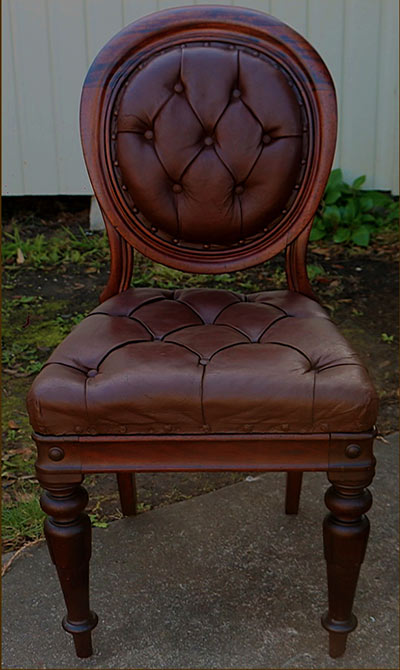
2, 436, 398, 669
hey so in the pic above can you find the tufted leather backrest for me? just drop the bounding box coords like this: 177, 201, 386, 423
81, 5, 337, 275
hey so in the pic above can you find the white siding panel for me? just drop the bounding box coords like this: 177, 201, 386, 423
270, 0, 308, 35
123, 1, 157, 24
2, 0, 398, 195
47, 0, 90, 194
9, 0, 59, 194
307, 0, 344, 170
232, 1, 271, 12
340, 0, 380, 189
375, 0, 398, 192
85, 0, 124, 64
2, 0, 24, 194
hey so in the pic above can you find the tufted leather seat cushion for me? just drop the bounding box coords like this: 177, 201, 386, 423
114, 43, 305, 247
27, 288, 378, 437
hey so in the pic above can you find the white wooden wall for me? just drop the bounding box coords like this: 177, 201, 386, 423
2, 0, 398, 196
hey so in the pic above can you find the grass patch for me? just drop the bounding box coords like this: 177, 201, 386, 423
2, 223, 109, 271
2, 494, 45, 552
2, 294, 85, 376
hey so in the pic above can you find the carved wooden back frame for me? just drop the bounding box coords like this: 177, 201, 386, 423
80, 6, 337, 301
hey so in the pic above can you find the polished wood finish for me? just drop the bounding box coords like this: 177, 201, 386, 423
117, 472, 137, 516
285, 223, 316, 299
100, 221, 134, 303
285, 471, 303, 514
31, 4, 376, 660
39, 478, 98, 657
322, 469, 374, 657
34, 432, 375, 481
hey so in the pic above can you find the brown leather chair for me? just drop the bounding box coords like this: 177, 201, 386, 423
27, 5, 378, 661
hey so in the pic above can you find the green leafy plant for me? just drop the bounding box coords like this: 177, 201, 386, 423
310, 169, 398, 247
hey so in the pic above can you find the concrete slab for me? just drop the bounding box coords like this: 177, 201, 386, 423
2, 436, 398, 669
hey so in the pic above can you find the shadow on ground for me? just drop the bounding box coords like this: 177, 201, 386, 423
2, 436, 398, 670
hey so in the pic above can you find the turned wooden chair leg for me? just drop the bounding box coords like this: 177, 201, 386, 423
40, 478, 98, 658
322, 470, 373, 658
285, 471, 303, 514
117, 472, 137, 516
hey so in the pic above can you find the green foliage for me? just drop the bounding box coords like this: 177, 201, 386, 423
305, 264, 325, 280
1, 294, 85, 376
2, 495, 45, 550
381, 332, 394, 343
2, 224, 109, 270
310, 169, 398, 247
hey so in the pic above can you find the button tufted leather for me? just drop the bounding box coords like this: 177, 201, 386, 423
27, 288, 378, 437
115, 44, 304, 246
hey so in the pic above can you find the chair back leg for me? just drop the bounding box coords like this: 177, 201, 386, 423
285, 471, 303, 514
117, 472, 137, 516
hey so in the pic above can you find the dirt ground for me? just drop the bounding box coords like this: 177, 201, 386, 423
2, 199, 398, 544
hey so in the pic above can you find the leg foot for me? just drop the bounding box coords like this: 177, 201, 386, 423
63, 612, 98, 658
328, 631, 348, 658
40, 479, 98, 658
285, 471, 303, 514
322, 470, 373, 658
117, 472, 137, 516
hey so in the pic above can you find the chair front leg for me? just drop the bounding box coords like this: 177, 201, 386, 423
40, 478, 98, 658
322, 469, 373, 658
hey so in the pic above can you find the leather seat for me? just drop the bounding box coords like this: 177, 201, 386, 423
28, 287, 377, 437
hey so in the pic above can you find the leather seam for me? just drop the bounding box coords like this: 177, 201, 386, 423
171, 299, 205, 323
41, 361, 87, 375
211, 298, 244, 323
257, 314, 290, 341
311, 369, 317, 430
259, 341, 313, 367
210, 323, 251, 341
200, 364, 207, 427
94, 338, 153, 369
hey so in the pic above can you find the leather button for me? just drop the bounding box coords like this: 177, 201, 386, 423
235, 185, 244, 195
144, 130, 153, 140
263, 134, 272, 145
172, 184, 182, 193
174, 83, 184, 93
204, 136, 213, 146
87, 369, 98, 377
199, 358, 209, 365
232, 88, 241, 98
